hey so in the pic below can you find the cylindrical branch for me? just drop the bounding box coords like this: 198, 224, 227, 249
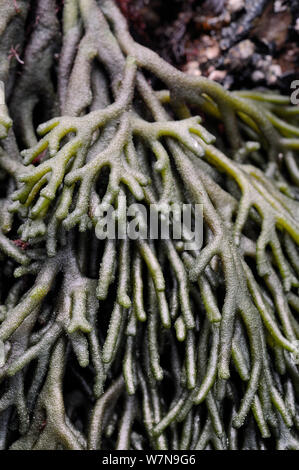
0, 256, 60, 343
132, 250, 147, 322
11, 338, 86, 450
182, 139, 299, 290
0, 83, 12, 139
146, 278, 164, 382
0, 306, 39, 433
285, 151, 299, 187
79, 0, 125, 92
62, 25, 98, 117
88, 375, 125, 450
0, 1, 30, 97
116, 394, 136, 449
1, 0, 299, 451
9, 0, 60, 149
59, 0, 82, 111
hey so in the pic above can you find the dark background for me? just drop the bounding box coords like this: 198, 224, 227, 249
116, 0, 299, 93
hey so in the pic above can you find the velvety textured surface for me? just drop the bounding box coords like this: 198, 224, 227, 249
0, 0, 298, 450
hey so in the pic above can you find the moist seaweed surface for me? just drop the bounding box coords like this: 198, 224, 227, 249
0, 0, 299, 450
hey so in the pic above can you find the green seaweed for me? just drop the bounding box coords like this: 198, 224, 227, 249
0, 0, 298, 450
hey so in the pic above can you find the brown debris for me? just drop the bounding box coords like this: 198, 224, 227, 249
250, 2, 292, 49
